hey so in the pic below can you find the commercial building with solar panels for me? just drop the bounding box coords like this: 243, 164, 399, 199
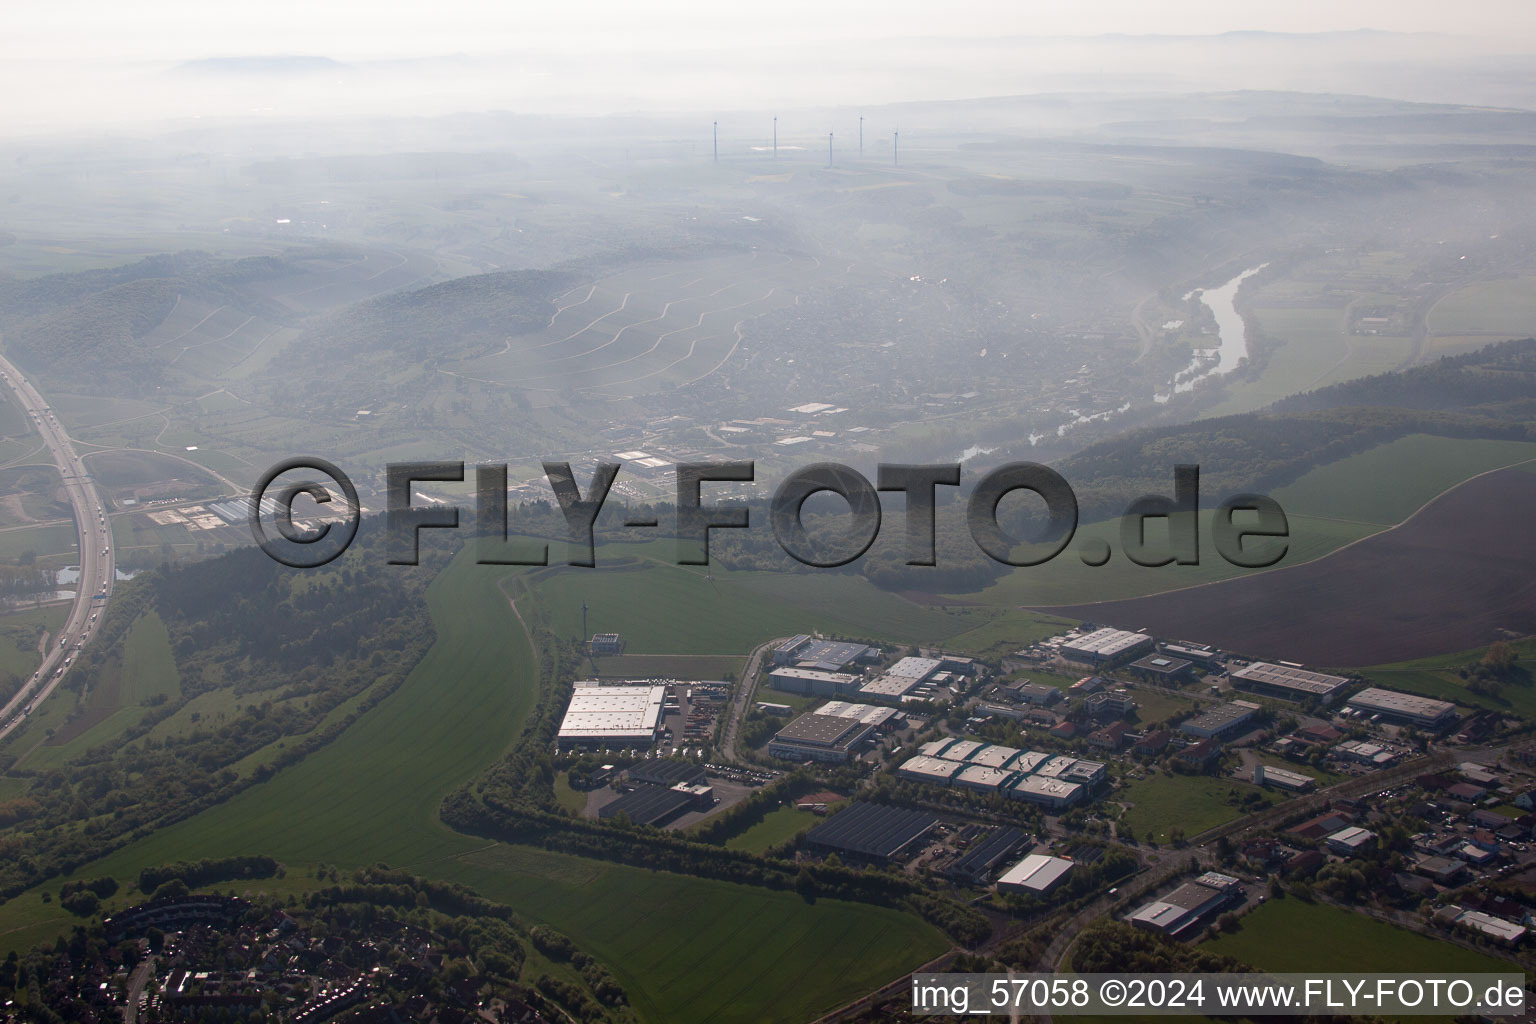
598, 785, 694, 827
945, 827, 1030, 884
1231, 662, 1350, 702
557, 684, 667, 748
803, 801, 938, 864
772, 635, 877, 670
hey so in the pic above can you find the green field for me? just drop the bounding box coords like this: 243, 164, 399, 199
553, 772, 588, 815
1429, 277, 1536, 338
1117, 773, 1274, 843
529, 551, 983, 653
586, 653, 743, 680
1204, 305, 1409, 418
117, 610, 180, 704
0, 603, 66, 683
0, 522, 77, 562
433, 841, 947, 1024
1126, 688, 1203, 728
0, 551, 950, 1023
10, 610, 182, 770
722, 804, 820, 854
1202, 897, 1512, 973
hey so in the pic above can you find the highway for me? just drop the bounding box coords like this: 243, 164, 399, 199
0, 349, 113, 742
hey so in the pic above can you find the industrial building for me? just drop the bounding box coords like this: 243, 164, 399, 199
897, 743, 1098, 807
1334, 739, 1397, 766
767, 712, 876, 763
815, 700, 904, 731
896, 755, 963, 786
858, 656, 942, 701
997, 854, 1075, 895
969, 744, 1025, 770
1060, 628, 1154, 664
1031, 754, 1074, 779
1009, 682, 1063, 706
954, 764, 1017, 793
945, 827, 1029, 885
769, 667, 860, 698
1179, 701, 1262, 739
1007, 775, 1085, 810
1435, 906, 1527, 946
1010, 750, 1052, 775
628, 759, 706, 787
598, 785, 694, 827
589, 633, 625, 655
1345, 688, 1458, 730
1230, 662, 1350, 702
1326, 826, 1378, 857
918, 739, 1025, 770
1058, 759, 1108, 788
1129, 654, 1194, 683
1160, 641, 1221, 667
773, 636, 876, 670
930, 738, 985, 761
557, 684, 667, 748
803, 801, 938, 864
1126, 872, 1243, 938
1253, 764, 1316, 792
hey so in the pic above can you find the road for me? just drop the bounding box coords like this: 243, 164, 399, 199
123, 955, 156, 1024
719, 636, 788, 762
0, 349, 114, 742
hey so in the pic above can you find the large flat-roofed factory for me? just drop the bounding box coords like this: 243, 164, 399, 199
1230, 661, 1350, 703
857, 656, 945, 702
1178, 700, 1262, 739
768, 644, 975, 704
1344, 687, 1458, 730
1127, 872, 1244, 938
557, 683, 667, 748
895, 739, 1105, 810
1059, 627, 1154, 665
772, 636, 877, 670
802, 801, 938, 865
768, 701, 905, 762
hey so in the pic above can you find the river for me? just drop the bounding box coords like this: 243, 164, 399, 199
1160, 262, 1268, 398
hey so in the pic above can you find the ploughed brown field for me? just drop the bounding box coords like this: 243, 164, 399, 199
1038, 467, 1536, 667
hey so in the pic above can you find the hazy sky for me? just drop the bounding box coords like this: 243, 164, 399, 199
3, 0, 1533, 134
6, 0, 1535, 61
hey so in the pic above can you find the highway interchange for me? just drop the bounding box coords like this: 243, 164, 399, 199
0, 351, 113, 742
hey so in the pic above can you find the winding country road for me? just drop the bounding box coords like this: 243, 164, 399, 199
0, 348, 115, 742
